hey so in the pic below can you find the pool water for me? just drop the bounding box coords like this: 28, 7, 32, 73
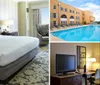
51, 25, 100, 41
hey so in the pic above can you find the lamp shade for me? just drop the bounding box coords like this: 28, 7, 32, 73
86, 58, 96, 62
0, 20, 13, 25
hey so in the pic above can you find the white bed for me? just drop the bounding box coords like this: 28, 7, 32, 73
0, 36, 39, 66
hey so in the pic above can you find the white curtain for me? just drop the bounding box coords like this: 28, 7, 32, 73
31, 9, 41, 37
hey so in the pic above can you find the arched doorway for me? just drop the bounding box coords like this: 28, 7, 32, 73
60, 14, 67, 25
70, 16, 74, 25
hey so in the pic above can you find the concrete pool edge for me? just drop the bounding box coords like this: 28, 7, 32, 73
50, 25, 88, 33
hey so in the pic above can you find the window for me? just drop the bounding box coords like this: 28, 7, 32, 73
76, 16, 80, 20
76, 21, 77, 24
77, 12, 80, 14
40, 8, 49, 24
65, 8, 67, 12
61, 21, 67, 25
60, 7, 63, 11
53, 5, 56, 9
70, 10, 72, 13
73, 10, 74, 13
76, 16, 77, 20
78, 16, 79, 20
53, 13, 56, 18
70, 21, 74, 25
83, 17, 84, 20
53, 21, 56, 26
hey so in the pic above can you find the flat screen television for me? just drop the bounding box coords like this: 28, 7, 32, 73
56, 54, 76, 75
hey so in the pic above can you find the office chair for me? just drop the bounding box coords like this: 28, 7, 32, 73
88, 69, 100, 85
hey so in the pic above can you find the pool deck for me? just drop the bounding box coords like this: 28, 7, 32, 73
50, 25, 88, 42
50, 34, 64, 42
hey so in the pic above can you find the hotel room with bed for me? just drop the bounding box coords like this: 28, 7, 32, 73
0, 35, 40, 83
0, 0, 49, 84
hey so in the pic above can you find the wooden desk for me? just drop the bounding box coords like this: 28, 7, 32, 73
82, 71, 95, 85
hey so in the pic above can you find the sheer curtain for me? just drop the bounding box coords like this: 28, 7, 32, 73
32, 9, 41, 37
30, 8, 48, 37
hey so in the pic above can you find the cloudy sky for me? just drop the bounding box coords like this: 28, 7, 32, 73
59, 0, 100, 21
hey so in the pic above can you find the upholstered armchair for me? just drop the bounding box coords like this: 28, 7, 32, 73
36, 24, 49, 45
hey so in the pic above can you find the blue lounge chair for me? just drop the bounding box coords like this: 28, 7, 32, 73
61, 25, 64, 27
54, 25, 58, 28
66, 24, 68, 26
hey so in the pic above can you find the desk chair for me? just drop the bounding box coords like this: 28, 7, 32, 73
88, 69, 100, 85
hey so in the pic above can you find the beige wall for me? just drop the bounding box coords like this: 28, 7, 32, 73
0, 0, 18, 32
92, 43, 100, 70
82, 11, 94, 24
50, 43, 93, 75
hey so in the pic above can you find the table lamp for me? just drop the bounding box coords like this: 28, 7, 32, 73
86, 58, 96, 70
0, 20, 13, 33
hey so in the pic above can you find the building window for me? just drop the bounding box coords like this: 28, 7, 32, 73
78, 16, 79, 20
65, 8, 67, 12
70, 21, 74, 25
53, 13, 56, 18
76, 16, 80, 20
76, 21, 77, 24
83, 17, 84, 20
61, 21, 67, 25
73, 10, 74, 13
76, 16, 77, 20
70, 10, 72, 13
77, 16, 79, 20
53, 21, 56, 26
60, 7, 63, 11
53, 5, 56, 9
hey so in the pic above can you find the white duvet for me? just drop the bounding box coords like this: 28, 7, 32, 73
0, 36, 39, 66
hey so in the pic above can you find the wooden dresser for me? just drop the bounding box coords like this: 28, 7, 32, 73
51, 73, 82, 85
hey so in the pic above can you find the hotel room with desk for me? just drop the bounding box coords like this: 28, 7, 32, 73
50, 43, 100, 85
0, 0, 49, 85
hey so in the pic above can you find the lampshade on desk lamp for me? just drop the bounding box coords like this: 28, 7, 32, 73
0, 20, 13, 33
86, 58, 96, 70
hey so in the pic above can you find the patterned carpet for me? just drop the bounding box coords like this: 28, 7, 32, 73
8, 45, 49, 85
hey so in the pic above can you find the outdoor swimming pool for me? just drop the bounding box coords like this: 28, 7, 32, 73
51, 25, 100, 41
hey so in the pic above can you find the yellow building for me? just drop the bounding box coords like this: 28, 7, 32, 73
50, 0, 95, 28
